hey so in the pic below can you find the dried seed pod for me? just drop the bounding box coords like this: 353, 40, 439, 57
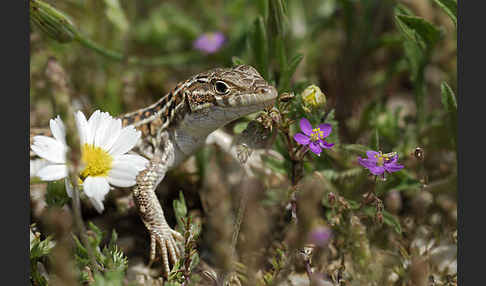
279, 92, 294, 103
268, 107, 282, 126
414, 147, 424, 160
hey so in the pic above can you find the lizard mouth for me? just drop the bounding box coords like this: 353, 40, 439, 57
225, 85, 278, 108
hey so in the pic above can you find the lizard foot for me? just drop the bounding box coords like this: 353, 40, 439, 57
148, 225, 184, 276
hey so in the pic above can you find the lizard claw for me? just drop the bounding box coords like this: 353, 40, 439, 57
148, 225, 184, 277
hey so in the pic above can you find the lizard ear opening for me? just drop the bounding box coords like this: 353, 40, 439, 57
187, 90, 216, 112
186, 82, 217, 112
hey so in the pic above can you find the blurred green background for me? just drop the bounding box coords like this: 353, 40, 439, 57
30, 0, 457, 284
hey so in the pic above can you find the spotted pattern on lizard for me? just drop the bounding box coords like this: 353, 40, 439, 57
30, 64, 278, 277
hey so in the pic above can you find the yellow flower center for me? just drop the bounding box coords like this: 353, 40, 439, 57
376, 156, 384, 166
374, 151, 396, 166
80, 144, 112, 179
310, 128, 324, 141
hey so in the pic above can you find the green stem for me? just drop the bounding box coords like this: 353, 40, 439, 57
75, 34, 124, 61
75, 33, 199, 66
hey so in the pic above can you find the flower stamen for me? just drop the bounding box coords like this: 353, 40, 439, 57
310, 128, 324, 141
80, 144, 113, 179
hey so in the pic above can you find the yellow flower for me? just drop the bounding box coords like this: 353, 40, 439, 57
302, 85, 326, 110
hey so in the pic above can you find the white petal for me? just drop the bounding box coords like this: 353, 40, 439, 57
108, 162, 138, 187
93, 112, 114, 148
49, 116, 66, 145
31, 135, 67, 163
100, 118, 122, 151
36, 164, 68, 181
107, 176, 136, 188
90, 110, 109, 145
75, 111, 89, 145
113, 154, 149, 171
88, 196, 105, 213
30, 159, 49, 178
108, 126, 141, 156
86, 110, 101, 145
83, 176, 110, 213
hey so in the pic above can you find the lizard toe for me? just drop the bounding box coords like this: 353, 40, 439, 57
156, 234, 171, 277
170, 229, 184, 241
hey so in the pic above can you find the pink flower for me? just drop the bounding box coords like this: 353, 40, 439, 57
293, 118, 334, 156
193, 32, 225, 54
308, 226, 332, 247
358, 150, 404, 176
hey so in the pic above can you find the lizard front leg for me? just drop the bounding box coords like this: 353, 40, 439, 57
132, 133, 183, 276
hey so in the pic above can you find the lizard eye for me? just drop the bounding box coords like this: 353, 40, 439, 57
214, 81, 230, 94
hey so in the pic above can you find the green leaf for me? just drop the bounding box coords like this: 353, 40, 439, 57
268, 0, 288, 37
382, 210, 402, 234
104, 0, 129, 33
195, 148, 212, 182
363, 207, 402, 234
347, 199, 361, 210
261, 155, 287, 175
340, 144, 370, 154
252, 16, 269, 80
441, 81, 457, 112
87, 221, 104, 247
30, 235, 55, 261
232, 56, 246, 66
45, 180, 70, 208
394, 4, 414, 17
286, 54, 304, 79
173, 191, 188, 231
280, 53, 304, 92
441, 81, 457, 145
233, 121, 250, 134
103, 230, 128, 273
189, 252, 200, 271
432, 0, 457, 27
92, 270, 125, 286
395, 14, 441, 52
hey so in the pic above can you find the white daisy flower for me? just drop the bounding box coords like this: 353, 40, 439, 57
31, 110, 149, 213
30, 158, 49, 179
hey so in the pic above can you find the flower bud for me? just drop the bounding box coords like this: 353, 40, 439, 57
30, 0, 77, 43
302, 85, 326, 110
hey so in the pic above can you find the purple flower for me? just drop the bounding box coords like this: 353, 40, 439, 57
193, 32, 225, 54
308, 226, 332, 247
358, 150, 404, 176
293, 118, 334, 156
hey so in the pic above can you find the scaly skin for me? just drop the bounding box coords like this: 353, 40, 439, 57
121, 65, 277, 276
30, 65, 277, 277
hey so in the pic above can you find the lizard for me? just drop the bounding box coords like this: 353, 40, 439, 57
31, 64, 278, 276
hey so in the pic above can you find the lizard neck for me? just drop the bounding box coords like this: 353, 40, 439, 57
169, 109, 223, 162
169, 102, 272, 166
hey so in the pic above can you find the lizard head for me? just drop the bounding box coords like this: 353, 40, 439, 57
186, 65, 277, 119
